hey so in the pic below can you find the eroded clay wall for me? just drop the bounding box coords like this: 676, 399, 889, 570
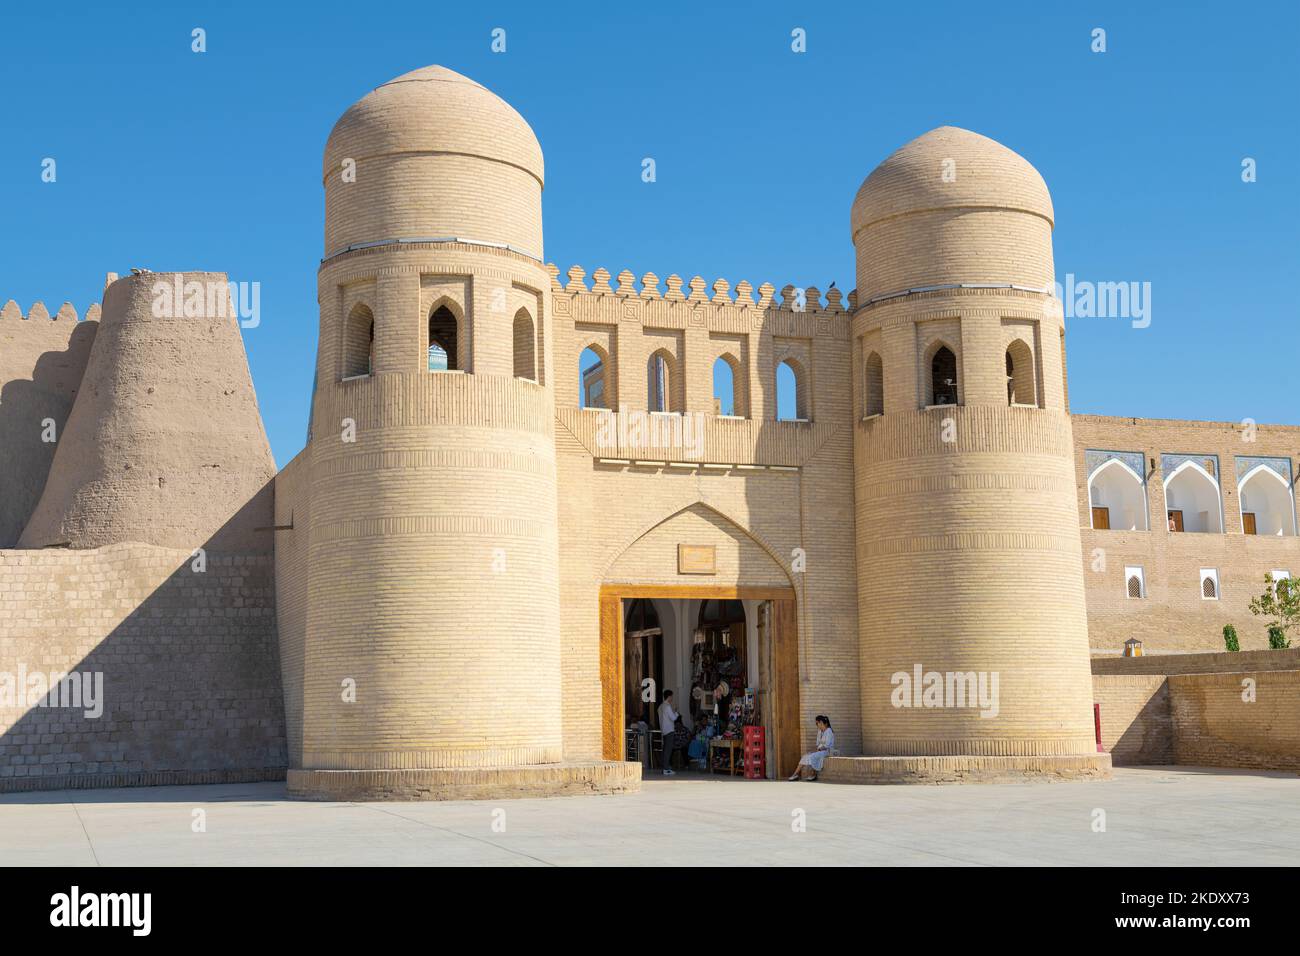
0, 301, 99, 546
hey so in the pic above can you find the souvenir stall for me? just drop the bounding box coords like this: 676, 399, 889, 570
684, 601, 766, 778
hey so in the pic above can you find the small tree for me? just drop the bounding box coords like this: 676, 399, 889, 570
1248, 573, 1297, 649
1222, 624, 1239, 653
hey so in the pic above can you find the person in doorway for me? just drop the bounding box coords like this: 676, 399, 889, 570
658, 690, 680, 775
788, 715, 835, 781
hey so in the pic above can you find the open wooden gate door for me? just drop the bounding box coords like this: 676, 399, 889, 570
599, 591, 624, 760
771, 598, 801, 778
599, 586, 798, 768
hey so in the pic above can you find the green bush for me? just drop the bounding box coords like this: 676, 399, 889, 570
1268, 625, 1290, 650
1222, 624, 1240, 652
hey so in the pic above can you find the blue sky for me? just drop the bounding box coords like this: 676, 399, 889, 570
2, 1, 1296, 466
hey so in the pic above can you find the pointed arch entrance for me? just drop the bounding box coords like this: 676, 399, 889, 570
596, 501, 802, 778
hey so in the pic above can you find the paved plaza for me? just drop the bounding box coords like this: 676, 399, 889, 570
3, 766, 1296, 866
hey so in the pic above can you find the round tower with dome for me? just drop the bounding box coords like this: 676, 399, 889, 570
846, 127, 1106, 776
289, 65, 636, 799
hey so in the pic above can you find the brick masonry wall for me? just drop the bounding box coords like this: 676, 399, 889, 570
1169, 670, 1300, 772
0, 543, 286, 792
1092, 674, 1172, 764
273, 449, 311, 768
1092, 647, 1300, 675
550, 276, 862, 761
1092, 653, 1299, 771
1074, 415, 1300, 654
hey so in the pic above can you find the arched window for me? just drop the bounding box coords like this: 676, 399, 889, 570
648, 350, 674, 413
1164, 462, 1223, 534
580, 346, 608, 409
1238, 465, 1296, 536
1088, 458, 1149, 531
343, 303, 374, 379
428, 305, 459, 372
776, 358, 808, 421
1126, 567, 1145, 599
930, 345, 958, 406
864, 351, 884, 417
713, 355, 740, 416
1006, 340, 1035, 406
513, 309, 536, 381
1201, 569, 1219, 600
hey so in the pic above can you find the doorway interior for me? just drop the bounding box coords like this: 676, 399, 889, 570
600, 586, 800, 779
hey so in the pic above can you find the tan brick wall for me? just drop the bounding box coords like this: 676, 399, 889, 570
1092, 652, 1300, 771
273, 449, 311, 768
1169, 670, 1300, 772
1073, 416, 1300, 654
549, 273, 861, 760
1092, 674, 1172, 764
0, 544, 285, 792
1092, 647, 1300, 675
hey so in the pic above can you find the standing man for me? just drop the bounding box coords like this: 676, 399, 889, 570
658, 690, 680, 776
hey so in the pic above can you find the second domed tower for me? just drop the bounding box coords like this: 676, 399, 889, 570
849, 127, 1097, 762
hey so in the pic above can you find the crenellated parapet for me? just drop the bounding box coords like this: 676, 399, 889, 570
0, 299, 102, 325
546, 264, 856, 317
0, 297, 102, 547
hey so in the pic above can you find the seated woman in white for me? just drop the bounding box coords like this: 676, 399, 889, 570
788, 715, 835, 781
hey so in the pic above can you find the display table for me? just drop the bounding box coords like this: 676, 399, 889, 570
710, 738, 744, 776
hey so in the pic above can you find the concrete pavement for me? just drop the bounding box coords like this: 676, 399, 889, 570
2, 766, 1296, 866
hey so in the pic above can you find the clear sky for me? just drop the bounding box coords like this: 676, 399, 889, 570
2, 0, 1296, 467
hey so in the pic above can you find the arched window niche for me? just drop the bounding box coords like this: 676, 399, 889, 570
648, 350, 678, 413
928, 344, 958, 407
1163, 460, 1224, 534
713, 355, 742, 417
863, 351, 884, 418
343, 303, 374, 379
776, 358, 809, 421
428, 303, 461, 372
1088, 457, 1149, 531
580, 345, 609, 409
1239, 464, 1297, 536
1005, 339, 1036, 406
513, 309, 536, 381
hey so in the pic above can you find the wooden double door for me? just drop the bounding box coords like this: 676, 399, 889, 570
599, 586, 801, 778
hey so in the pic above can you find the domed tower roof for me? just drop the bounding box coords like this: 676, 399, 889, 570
849, 127, 1056, 299
321, 65, 545, 258
851, 126, 1052, 241
323, 65, 543, 186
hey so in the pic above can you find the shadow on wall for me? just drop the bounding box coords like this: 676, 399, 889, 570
0, 322, 97, 547
0, 480, 287, 795
1110, 685, 1174, 765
